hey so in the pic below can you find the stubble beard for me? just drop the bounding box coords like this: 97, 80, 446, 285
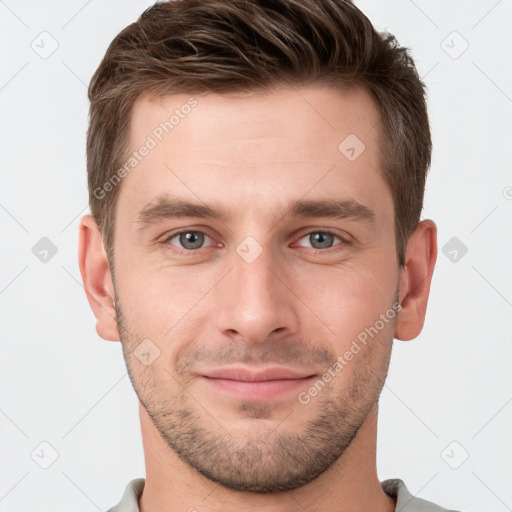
114, 292, 395, 493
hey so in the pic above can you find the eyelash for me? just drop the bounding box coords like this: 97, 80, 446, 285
159, 229, 349, 256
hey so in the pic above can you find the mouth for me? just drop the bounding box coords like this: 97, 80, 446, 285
200, 367, 317, 400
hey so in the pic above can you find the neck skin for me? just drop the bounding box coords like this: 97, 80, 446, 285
138, 402, 396, 512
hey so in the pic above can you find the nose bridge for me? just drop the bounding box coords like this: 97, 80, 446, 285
215, 236, 299, 343
235, 238, 280, 303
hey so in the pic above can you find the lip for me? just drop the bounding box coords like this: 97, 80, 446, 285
200, 367, 316, 400
202, 367, 314, 381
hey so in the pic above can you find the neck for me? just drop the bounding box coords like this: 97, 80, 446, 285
138, 402, 396, 512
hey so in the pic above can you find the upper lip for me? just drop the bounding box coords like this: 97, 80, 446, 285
201, 367, 316, 382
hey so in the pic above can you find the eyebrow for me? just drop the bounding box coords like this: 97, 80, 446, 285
135, 194, 376, 229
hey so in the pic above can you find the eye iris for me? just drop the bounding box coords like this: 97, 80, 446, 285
310, 232, 334, 249
179, 231, 204, 249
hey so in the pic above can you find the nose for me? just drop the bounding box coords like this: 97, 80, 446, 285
214, 241, 300, 344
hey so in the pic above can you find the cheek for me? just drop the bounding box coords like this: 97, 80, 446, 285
116, 264, 216, 348
292, 259, 398, 346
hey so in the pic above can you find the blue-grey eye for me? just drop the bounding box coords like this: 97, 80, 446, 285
308, 232, 336, 249
178, 231, 204, 249
294, 231, 345, 251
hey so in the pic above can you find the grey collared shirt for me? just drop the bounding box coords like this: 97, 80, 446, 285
106, 477, 462, 511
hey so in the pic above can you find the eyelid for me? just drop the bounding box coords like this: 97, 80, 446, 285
294, 224, 352, 241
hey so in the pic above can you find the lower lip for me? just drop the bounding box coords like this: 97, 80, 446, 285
201, 376, 315, 400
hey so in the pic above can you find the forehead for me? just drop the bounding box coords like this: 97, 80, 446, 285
115, 85, 390, 228
130, 85, 381, 154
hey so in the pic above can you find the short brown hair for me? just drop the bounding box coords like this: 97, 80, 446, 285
87, 0, 431, 267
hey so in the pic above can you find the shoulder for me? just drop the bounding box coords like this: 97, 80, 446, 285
106, 478, 145, 512
381, 478, 463, 512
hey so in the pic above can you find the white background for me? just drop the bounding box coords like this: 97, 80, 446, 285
1, 1, 511, 511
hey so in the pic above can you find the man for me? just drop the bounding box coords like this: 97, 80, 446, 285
78, 0, 454, 510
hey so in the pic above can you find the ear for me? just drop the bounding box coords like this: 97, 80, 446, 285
78, 214, 120, 341
394, 219, 437, 341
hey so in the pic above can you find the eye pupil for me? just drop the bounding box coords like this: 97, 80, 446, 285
180, 231, 204, 249
310, 232, 334, 249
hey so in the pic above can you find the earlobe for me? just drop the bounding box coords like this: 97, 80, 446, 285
78, 214, 120, 341
394, 219, 437, 341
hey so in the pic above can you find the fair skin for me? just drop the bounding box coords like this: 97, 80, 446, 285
79, 85, 436, 512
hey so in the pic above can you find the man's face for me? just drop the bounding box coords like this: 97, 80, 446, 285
112, 85, 400, 492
